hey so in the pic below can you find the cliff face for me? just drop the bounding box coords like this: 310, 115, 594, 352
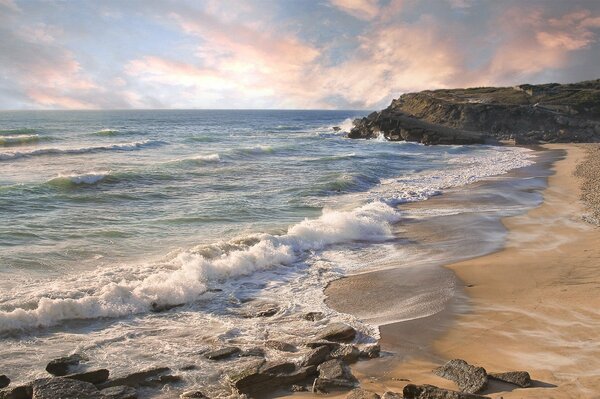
349, 79, 600, 144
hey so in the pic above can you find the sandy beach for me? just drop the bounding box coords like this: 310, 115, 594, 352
317, 144, 600, 398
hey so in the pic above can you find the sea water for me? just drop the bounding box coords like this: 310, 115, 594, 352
0, 110, 534, 395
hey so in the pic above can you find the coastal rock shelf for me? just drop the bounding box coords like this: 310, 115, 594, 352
348, 79, 600, 145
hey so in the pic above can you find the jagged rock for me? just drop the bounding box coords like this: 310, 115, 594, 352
359, 344, 381, 359
204, 347, 240, 360
318, 323, 356, 342
229, 360, 316, 395
265, 340, 296, 352
0, 376, 9, 389
45, 354, 87, 376
305, 341, 341, 350
347, 388, 381, 399
150, 302, 184, 313
98, 367, 171, 389
291, 384, 308, 392
303, 311, 325, 321
330, 345, 360, 363
100, 385, 137, 399
31, 377, 101, 399
403, 384, 491, 399
382, 392, 402, 399
180, 391, 208, 398
488, 371, 531, 388
312, 359, 357, 392
302, 345, 331, 367
0, 385, 32, 399
433, 359, 487, 393
239, 347, 265, 357
332, 126, 341, 132
66, 369, 109, 385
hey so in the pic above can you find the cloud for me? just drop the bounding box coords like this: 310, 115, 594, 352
329, 0, 381, 20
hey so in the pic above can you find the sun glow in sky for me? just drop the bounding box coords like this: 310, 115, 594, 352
1, 0, 600, 110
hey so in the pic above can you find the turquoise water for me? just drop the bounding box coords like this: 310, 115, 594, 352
0, 110, 535, 395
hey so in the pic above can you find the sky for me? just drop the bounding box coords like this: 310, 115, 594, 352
1, 0, 600, 110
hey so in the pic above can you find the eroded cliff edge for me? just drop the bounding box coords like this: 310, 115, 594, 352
348, 79, 600, 145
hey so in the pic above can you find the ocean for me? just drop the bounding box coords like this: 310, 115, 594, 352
0, 110, 536, 396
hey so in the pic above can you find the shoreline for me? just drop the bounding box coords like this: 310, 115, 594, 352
319, 144, 600, 398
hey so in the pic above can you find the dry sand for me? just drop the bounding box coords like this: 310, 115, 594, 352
285, 144, 600, 398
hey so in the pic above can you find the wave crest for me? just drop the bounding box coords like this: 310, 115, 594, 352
47, 171, 111, 186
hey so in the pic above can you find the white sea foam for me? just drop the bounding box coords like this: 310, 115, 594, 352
0, 140, 163, 161
0, 201, 400, 332
48, 171, 111, 186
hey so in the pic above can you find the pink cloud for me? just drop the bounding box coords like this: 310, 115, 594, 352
329, 0, 381, 20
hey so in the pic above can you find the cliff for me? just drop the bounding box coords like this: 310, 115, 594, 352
348, 79, 600, 145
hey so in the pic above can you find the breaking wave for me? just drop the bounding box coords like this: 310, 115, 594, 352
47, 171, 111, 187
0, 134, 43, 146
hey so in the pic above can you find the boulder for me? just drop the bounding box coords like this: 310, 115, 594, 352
65, 369, 109, 385
265, 340, 296, 352
403, 384, 491, 399
150, 302, 184, 313
260, 361, 296, 375
0, 376, 9, 389
332, 126, 342, 132
488, 371, 531, 388
359, 344, 381, 359
180, 391, 208, 398
433, 359, 487, 393
330, 345, 360, 363
318, 323, 356, 342
45, 354, 87, 376
305, 341, 341, 350
302, 345, 331, 367
347, 388, 381, 399
229, 360, 316, 395
98, 367, 171, 389
31, 377, 102, 399
204, 347, 240, 360
0, 386, 32, 399
312, 359, 357, 392
99, 385, 137, 399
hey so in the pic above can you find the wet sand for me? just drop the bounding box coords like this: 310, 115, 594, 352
318, 144, 600, 398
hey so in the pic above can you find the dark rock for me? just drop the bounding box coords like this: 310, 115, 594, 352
45, 354, 87, 376
150, 302, 184, 313
359, 344, 381, 359
433, 359, 487, 393
302, 345, 331, 367
230, 361, 317, 395
180, 391, 208, 398
239, 347, 265, 357
31, 377, 101, 399
305, 341, 341, 350
291, 384, 307, 392
382, 392, 402, 399
488, 371, 531, 388
312, 359, 357, 392
403, 384, 491, 399
260, 361, 296, 375
332, 126, 342, 132
347, 388, 380, 399
265, 340, 296, 352
318, 323, 356, 342
204, 347, 241, 360
303, 311, 325, 321
65, 369, 109, 385
100, 385, 137, 399
0, 376, 9, 389
98, 367, 171, 389
0, 385, 32, 399
141, 374, 182, 387
330, 345, 360, 363
179, 365, 198, 371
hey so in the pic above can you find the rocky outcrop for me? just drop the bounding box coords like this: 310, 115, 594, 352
346, 388, 381, 399
228, 360, 317, 395
31, 378, 102, 399
318, 323, 357, 342
99, 386, 138, 399
203, 347, 240, 360
45, 354, 87, 376
0, 377, 9, 389
488, 371, 531, 388
65, 369, 109, 385
403, 384, 491, 399
349, 79, 600, 145
433, 359, 488, 394
312, 359, 357, 392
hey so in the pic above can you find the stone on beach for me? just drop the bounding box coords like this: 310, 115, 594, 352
488, 371, 531, 388
31, 377, 102, 399
403, 384, 491, 399
330, 344, 361, 363
359, 344, 381, 359
265, 340, 296, 352
98, 367, 171, 389
45, 354, 87, 376
302, 345, 331, 367
99, 385, 138, 399
433, 359, 488, 393
346, 388, 381, 399
303, 311, 325, 321
318, 323, 357, 342
0, 385, 32, 399
204, 347, 241, 360
312, 359, 357, 392
65, 369, 110, 385
0, 376, 9, 389
229, 359, 316, 395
